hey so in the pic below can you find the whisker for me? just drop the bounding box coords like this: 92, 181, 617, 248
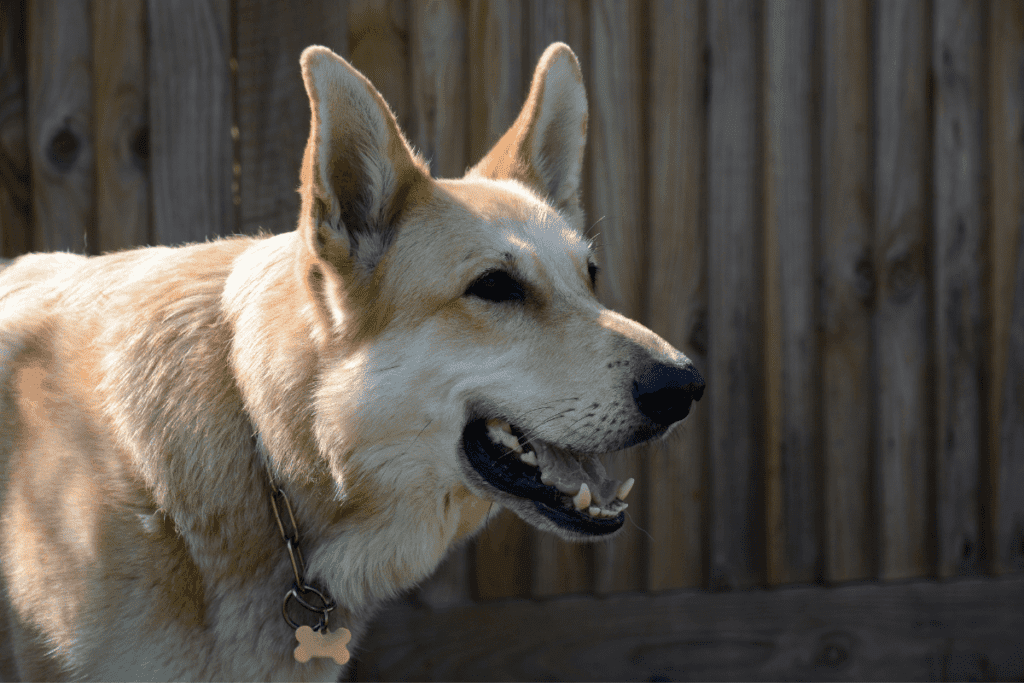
625, 510, 653, 542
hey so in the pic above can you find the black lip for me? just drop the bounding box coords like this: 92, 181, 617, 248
461, 417, 624, 536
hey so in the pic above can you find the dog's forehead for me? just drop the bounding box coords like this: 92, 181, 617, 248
438, 179, 591, 270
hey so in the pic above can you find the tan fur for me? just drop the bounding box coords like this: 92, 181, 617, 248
0, 43, 698, 680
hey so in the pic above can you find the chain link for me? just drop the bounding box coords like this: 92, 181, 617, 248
265, 460, 336, 631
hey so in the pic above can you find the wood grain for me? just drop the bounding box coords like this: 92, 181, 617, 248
352, 576, 1024, 682
93, 0, 150, 251
148, 0, 235, 244
763, 0, 819, 586
588, 0, 646, 595
409, 0, 467, 179
27, 0, 92, 253
820, 0, 875, 584
707, 0, 763, 590
988, 0, 1024, 575
645, 0, 708, 592
932, 0, 984, 579
0, 0, 30, 258
467, 0, 523, 161
525, 0, 585, 69
234, 0, 347, 237
873, 0, 932, 581
348, 0, 409, 132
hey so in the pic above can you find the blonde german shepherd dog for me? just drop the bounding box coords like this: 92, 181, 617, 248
0, 43, 703, 680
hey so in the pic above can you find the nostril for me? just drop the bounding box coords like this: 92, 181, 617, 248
632, 362, 706, 427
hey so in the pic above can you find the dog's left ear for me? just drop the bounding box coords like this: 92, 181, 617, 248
469, 43, 588, 226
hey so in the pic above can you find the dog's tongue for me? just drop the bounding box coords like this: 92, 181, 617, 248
534, 444, 622, 507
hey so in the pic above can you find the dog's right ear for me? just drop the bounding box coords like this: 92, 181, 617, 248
297, 46, 430, 279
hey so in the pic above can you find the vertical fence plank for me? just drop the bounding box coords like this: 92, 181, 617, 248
409, 0, 467, 179
589, 0, 646, 595
821, 0, 875, 584
874, 0, 932, 581
468, 0, 523, 161
988, 0, 1024, 575
708, 0, 763, 590
932, 0, 984, 579
467, 0, 533, 601
764, 0, 819, 586
148, 0, 234, 244
646, 0, 708, 592
27, 0, 92, 253
519, 0, 593, 599
93, 0, 149, 251
0, 0, 30, 258
348, 0, 409, 132
235, 1, 347, 237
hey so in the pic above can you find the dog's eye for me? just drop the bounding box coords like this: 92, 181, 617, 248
465, 270, 526, 303
588, 262, 599, 289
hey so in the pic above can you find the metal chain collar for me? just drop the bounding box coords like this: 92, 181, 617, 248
265, 461, 336, 632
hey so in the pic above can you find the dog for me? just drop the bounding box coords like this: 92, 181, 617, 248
0, 43, 704, 680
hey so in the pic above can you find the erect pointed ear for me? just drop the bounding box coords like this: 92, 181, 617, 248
468, 43, 588, 226
297, 46, 430, 276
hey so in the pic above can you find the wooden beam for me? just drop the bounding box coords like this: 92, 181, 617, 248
351, 576, 1024, 682
27, 0, 93, 253
234, 0, 347, 236
707, 0, 764, 591
873, 0, 933, 581
93, 0, 150, 251
987, 0, 1024, 576
0, 0, 30, 258
148, 0, 235, 244
763, 0, 820, 586
932, 0, 984, 578
820, 0, 875, 584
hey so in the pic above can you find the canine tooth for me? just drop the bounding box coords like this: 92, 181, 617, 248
572, 483, 591, 510
617, 477, 635, 501
519, 451, 538, 466
486, 419, 523, 453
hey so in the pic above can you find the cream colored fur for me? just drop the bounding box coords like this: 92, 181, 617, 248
0, 43, 692, 681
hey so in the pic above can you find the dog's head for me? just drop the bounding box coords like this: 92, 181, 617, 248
294, 44, 703, 543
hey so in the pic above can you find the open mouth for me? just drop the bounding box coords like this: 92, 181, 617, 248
461, 416, 634, 537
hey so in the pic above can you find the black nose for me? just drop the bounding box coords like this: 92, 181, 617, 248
632, 361, 705, 427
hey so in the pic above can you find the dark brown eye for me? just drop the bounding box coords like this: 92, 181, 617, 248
588, 262, 599, 289
465, 270, 526, 303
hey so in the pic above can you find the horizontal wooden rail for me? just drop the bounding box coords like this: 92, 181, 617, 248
351, 576, 1024, 681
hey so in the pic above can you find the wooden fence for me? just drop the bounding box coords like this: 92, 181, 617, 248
1, 0, 1023, 679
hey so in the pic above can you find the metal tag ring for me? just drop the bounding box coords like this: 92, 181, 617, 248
282, 584, 335, 631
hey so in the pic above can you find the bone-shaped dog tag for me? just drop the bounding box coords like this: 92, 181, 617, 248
293, 625, 351, 665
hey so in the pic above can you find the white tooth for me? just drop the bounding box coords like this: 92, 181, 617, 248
599, 508, 616, 518
519, 451, 537, 466
572, 483, 591, 510
486, 419, 523, 453
541, 471, 556, 486
617, 477, 635, 501
588, 505, 601, 517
